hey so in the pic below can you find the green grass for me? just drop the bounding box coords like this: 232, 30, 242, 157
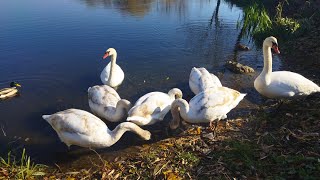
204, 139, 320, 179
0, 149, 47, 179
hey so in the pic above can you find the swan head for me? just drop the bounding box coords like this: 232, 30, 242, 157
117, 99, 132, 112
263, 36, 280, 54
168, 88, 183, 99
103, 48, 117, 59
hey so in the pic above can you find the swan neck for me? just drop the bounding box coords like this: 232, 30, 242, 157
262, 44, 272, 74
108, 53, 117, 83
172, 99, 189, 121
109, 122, 148, 145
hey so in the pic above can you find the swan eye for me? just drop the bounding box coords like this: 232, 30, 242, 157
272, 42, 278, 47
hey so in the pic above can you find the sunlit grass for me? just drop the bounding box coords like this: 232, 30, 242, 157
239, 3, 272, 38
0, 149, 47, 179
234, 1, 301, 44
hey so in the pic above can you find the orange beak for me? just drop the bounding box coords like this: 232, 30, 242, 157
272, 45, 280, 54
103, 52, 109, 59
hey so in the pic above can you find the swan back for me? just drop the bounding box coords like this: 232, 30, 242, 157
255, 71, 320, 98
43, 109, 112, 148
189, 67, 222, 94
187, 87, 246, 123
88, 85, 131, 122
127, 88, 182, 126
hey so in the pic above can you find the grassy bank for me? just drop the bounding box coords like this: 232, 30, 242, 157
0, 149, 47, 179
1, 1, 320, 179
2, 92, 319, 179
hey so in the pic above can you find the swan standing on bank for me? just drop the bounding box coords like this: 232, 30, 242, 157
254, 36, 320, 98
88, 85, 131, 122
170, 87, 246, 135
127, 88, 183, 126
42, 109, 151, 148
100, 48, 124, 88
189, 67, 222, 94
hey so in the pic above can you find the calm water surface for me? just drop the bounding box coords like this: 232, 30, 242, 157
0, 0, 281, 165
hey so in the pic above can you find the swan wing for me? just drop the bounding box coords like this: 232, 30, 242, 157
188, 87, 245, 122
88, 85, 120, 106
268, 71, 320, 97
128, 92, 172, 125
88, 85, 123, 121
133, 92, 163, 106
43, 109, 107, 136
189, 67, 222, 94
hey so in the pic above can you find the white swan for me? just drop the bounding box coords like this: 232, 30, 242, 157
126, 88, 183, 126
189, 67, 222, 94
88, 85, 132, 122
170, 87, 246, 131
254, 36, 320, 98
100, 48, 125, 88
42, 109, 151, 148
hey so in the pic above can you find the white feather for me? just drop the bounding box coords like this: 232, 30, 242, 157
43, 109, 151, 148
254, 37, 320, 98
127, 88, 182, 126
88, 85, 131, 122
189, 67, 222, 94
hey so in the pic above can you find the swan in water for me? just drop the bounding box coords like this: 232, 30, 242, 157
100, 48, 124, 88
254, 36, 320, 98
170, 87, 246, 134
88, 85, 132, 122
189, 67, 222, 94
126, 88, 183, 126
42, 109, 151, 148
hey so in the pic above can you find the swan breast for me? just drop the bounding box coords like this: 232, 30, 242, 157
100, 62, 124, 87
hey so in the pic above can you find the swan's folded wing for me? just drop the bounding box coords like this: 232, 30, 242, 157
189, 67, 222, 94
270, 71, 320, 96
88, 85, 120, 106
210, 73, 223, 87
45, 109, 107, 136
134, 92, 162, 106
190, 87, 243, 112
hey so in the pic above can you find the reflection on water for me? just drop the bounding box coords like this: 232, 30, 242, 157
0, 0, 281, 165
80, 0, 152, 17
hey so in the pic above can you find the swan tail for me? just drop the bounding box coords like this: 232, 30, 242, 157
240, 93, 247, 99
42, 115, 51, 122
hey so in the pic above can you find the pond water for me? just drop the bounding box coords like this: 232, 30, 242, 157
0, 0, 281, 165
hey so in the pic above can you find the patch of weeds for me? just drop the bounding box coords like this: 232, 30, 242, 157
94, 137, 201, 179
208, 140, 260, 177
271, 154, 320, 179
0, 148, 47, 179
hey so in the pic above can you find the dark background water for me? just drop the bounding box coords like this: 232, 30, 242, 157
0, 0, 280, 165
